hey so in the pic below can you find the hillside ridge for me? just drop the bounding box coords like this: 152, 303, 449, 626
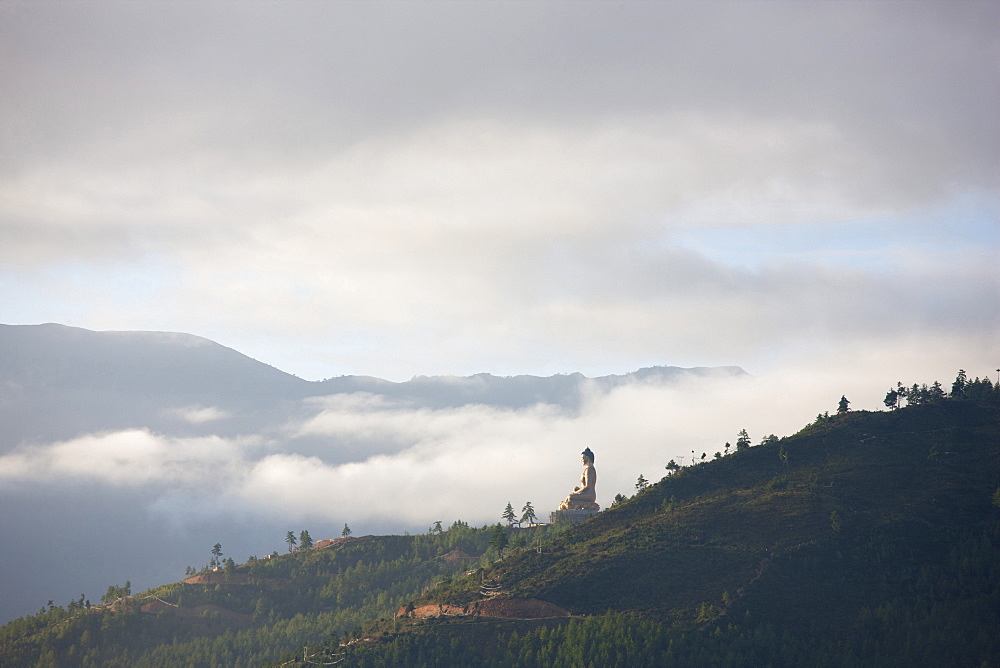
308, 394, 1000, 665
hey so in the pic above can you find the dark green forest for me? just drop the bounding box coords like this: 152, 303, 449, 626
0, 524, 531, 666
3, 372, 998, 667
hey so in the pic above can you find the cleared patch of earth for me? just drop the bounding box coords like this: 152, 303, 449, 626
399, 598, 571, 620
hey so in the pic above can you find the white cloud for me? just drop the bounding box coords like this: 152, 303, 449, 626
3, 363, 954, 530
0, 2, 996, 379
0, 430, 253, 487
0, 113, 945, 267
165, 405, 231, 425
292, 345, 994, 529
1, 343, 994, 536
8, 111, 992, 380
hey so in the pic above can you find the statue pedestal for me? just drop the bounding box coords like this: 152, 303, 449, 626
549, 509, 599, 524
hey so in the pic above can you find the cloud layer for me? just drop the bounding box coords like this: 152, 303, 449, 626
2, 1, 997, 380
0, 359, 976, 534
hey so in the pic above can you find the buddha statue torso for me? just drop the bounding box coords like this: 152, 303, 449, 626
558, 453, 600, 511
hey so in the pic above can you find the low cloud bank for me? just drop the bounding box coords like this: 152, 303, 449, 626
5, 354, 971, 531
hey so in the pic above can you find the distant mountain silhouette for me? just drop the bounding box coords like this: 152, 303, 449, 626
318, 366, 746, 410
0, 323, 308, 448
0, 323, 746, 450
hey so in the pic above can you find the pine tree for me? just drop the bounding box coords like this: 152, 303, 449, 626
299, 530, 313, 550
838, 395, 850, 413
285, 531, 297, 552
736, 429, 751, 451
930, 380, 945, 401
520, 502, 537, 526
489, 524, 509, 560
635, 474, 648, 492
952, 369, 968, 398
884, 389, 899, 410
342, 524, 352, 538
502, 502, 517, 526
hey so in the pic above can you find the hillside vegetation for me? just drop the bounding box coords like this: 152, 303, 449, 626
0, 525, 541, 666
2, 373, 998, 667
286, 377, 1000, 666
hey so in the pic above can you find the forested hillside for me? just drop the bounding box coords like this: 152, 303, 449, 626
0, 524, 567, 666
2, 373, 998, 667
283, 375, 1000, 666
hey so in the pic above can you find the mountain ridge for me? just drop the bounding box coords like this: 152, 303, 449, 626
0, 322, 746, 448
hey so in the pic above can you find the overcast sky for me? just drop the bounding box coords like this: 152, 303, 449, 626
2, 1, 998, 385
